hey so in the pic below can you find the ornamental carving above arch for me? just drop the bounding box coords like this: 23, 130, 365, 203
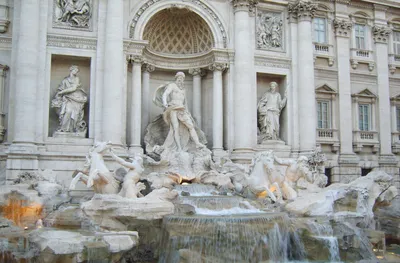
129, 0, 228, 48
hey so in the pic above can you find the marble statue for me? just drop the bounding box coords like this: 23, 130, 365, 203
257, 12, 283, 49
69, 141, 120, 194
257, 82, 287, 141
110, 150, 146, 199
144, 72, 210, 179
51, 65, 88, 136
154, 71, 205, 151
55, 0, 91, 28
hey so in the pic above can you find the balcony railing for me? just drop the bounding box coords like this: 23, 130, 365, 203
317, 128, 339, 152
353, 130, 379, 152
313, 43, 334, 66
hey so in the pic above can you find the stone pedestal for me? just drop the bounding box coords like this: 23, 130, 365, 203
255, 141, 291, 158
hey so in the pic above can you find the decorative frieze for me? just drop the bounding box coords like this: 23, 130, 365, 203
47, 34, 97, 50
254, 56, 291, 69
333, 19, 352, 38
288, 0, 318, 22
256, 11, 283, 51
372, 25, 392, 44
53, 0, 92, 31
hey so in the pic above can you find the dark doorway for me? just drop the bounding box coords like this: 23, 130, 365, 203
361, 168, 372, 177
325, 168, 332, 186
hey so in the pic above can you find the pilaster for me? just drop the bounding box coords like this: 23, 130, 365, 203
141, 63, 155, 142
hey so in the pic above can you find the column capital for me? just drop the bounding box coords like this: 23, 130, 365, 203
142, 63, 155, 73
373, 25, 392, 44
188, 68, 206, 77
288, 0, 318, 22
130, 55, 144, 64
231, 0, 258, 15
333, 19, 353, 38
209, 63, 228, 72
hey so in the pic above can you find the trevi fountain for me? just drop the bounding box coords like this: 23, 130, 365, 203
1, 0, 400, 263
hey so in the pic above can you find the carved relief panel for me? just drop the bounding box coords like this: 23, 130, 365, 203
53, 0, 92, 31
256, 10, 284, 51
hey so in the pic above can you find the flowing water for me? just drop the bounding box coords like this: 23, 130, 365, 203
159, 186, 344, 263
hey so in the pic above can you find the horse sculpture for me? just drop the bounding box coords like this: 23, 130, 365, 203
69, 141, 120, 194
247, 151, 283, 202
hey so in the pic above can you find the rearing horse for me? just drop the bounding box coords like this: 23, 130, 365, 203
69, 141, 120, 194
247, 151, 283, 202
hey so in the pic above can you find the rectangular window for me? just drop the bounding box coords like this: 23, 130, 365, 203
355, 24, 366, 50
397, 106, 400, 131
359, 104, 370, 131
394, 31, 400, 55
314, 18, 326, 43
317, 101, 330, 129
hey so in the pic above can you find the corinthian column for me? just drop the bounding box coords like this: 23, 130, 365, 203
141, 63, 155, 142
373, 25, 395, 160
188, 68, 204, 129
12, 0, 40, 147
288, 0, 317, 153
102, 0, 124, 146
231, 0, 258, 161
334, 19, 357, 159
209, 63, 227, 154
130, 56, 143, 153
0, 65, 8, 142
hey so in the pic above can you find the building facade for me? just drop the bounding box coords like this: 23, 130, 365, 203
1, 0, 400, 189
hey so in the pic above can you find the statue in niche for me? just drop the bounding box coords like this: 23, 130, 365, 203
51, 65, 88, 136
257, 12, 283, 49
152, 71, 206, 152
144, 72, 210, 180
55, 0, 91, 28
257, 82, 287, 142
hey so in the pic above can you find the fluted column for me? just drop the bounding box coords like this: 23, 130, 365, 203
288, 0, 317, 154
0, 65, 8, 142
141, 63, 155, 139
373, 25, 393, 157
188, 68, 204, 128
130, 56, 143, 153
102, 0, 124, 145
334, 19, 355, 157
13, 0, 40, 146
210, 63, 227, 153
231, 0, 258, 160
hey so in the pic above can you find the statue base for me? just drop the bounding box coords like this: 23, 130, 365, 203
53, 130, 87, 138
256, 140, 291, 158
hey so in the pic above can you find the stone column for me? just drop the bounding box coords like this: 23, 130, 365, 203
141, 63, 155, 140
288, 11, 300, 155
188, 68, 204, 129
209, 63, 227, 154
102, 0, 124, 146
130, 56, 143, 154
12, 0, 40, 147
288, 0, 317, 154
373, 25, 394, 157
334, 19, 357, 159
231, 0, 258, 161
0, 65, 8, 142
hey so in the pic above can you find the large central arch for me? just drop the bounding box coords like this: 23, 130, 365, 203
129, 0, 228, 49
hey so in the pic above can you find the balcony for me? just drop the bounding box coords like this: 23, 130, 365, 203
313, 42, 334, 66
317, 128, 339, 152
353, 130, 379, 153
389, 54, 400, 74
350, 49, 374, 71
392, 132, 400, 154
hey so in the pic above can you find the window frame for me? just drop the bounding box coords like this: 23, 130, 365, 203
393, 31, 400, 55
313, 17, 327, 44
317, 100, 331, 129
354, 23, 367, 50
358, 104, 371, 131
